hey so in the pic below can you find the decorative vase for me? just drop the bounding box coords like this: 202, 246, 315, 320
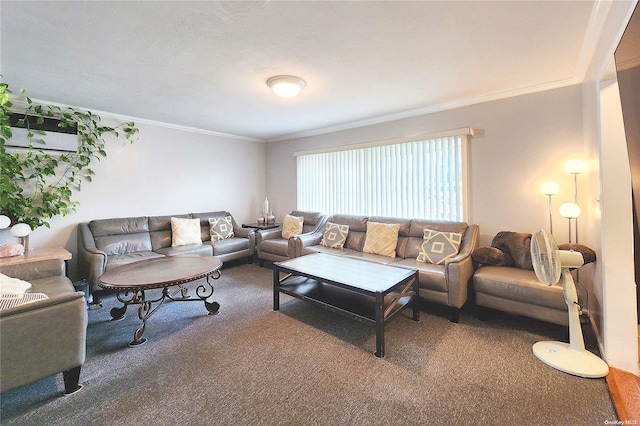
267, 211, 275, 225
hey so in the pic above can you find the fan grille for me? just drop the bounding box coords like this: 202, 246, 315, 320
531, 229, 561, 284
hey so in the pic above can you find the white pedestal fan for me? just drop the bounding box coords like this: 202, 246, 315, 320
530, 229, 609, 378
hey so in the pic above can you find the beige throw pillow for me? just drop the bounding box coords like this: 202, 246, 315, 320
282, 214, 304, 239
171, 217, 202, 247
417, 229, 462, 264
362, 222, 400, 258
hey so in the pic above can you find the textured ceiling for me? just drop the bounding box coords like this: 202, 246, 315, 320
1, 1, 601, 141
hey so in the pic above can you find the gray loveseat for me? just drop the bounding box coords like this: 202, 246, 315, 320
472, 231, 591, 326
293, 214, 479, 322
0, 259, 87, 395
78, 211, 254, 294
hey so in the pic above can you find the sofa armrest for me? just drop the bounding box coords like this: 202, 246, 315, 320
77, 223, 107, 293
233, 225, 252, 239
0, 287, 87, 392
444, 224, 479, 308
292, 232, 324, 257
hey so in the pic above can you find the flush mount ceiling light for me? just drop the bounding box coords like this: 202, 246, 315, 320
267, 75, 306, 98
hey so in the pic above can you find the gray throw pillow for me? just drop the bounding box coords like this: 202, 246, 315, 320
209, 216, 235, 241
320, 222, 349, 249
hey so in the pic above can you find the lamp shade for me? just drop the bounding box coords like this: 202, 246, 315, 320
559, 203, 581, 219
267, 75, 306, 98
540, 181, 560, 195
10, 223, 31, 237
0, 215, 10, 229
565, 159, 587, 174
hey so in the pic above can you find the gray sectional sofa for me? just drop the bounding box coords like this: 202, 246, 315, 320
78, 211, 254, 294
291, 214, 479, 322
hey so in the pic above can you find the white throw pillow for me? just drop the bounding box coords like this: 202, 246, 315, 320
0, 273, 32, 294
362, 222, 401, 258
171, 217, 202, 247
282, 215, 304, 239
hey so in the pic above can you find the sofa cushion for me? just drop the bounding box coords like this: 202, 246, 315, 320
291, 210, 323, 234
370, 216, 411, 258
155, 244, 212, 257
212, 237, 250, 256
416, 229, 462, 264
89, 217, 149, 237
209, 216, 235, 241
320, 222, 349, 249
191, 211, 233, 243
393, 257, 448, 292
149, 214, 190, 250
90, 217, 152, 255
363, 222, 400, 258
328, 215, 368, 251
260, 239, 290, 257
473, 265, 567, 310
406, 220, 468, 259
105, 251, 165, 270
171, 217, 202, 247
282, 215, 304, 239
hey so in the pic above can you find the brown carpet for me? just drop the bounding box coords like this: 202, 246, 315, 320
0, 262, 617, 425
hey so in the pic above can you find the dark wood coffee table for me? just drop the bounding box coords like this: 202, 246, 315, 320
273, 253, 419, 357
99, 255, 223, 347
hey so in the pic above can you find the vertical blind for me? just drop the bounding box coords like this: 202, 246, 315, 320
296, 132, 470, 221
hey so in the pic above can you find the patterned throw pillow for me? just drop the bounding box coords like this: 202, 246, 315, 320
320, 222, 349, 249
282, 214, 304, 239
209, 216, 235, 241
362, 222, 400, 258
417, 229, 462, 264
171, 217, 202, 247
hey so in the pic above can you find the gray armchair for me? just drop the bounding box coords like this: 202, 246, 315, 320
256, 211, 327, 266
0, 259, 87, 395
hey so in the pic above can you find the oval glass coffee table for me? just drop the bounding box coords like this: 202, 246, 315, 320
99, 255, 222, 347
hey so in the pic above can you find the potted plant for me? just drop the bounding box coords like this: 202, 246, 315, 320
0, 81, 139, 229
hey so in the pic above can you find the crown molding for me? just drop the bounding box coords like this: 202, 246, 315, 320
266, 76, 579, 143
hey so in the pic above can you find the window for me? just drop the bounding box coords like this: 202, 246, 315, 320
296, 128, 473, 221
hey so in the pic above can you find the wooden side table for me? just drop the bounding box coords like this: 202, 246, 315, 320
0, 247, 72, 269
241, 223, 281, 230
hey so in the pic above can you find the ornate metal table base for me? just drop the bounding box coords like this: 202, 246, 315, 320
108, 272, 221, 347
99, 256, 223, 348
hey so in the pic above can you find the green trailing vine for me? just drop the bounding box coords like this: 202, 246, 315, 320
0, 81, 139, 229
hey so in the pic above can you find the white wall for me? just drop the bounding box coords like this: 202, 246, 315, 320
580, 0, 638, 375
266, 85, 585, 247
1, 120, 266, 280
599, 79, 637, 373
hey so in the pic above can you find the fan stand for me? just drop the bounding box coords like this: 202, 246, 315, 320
532, 269, 609, 378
